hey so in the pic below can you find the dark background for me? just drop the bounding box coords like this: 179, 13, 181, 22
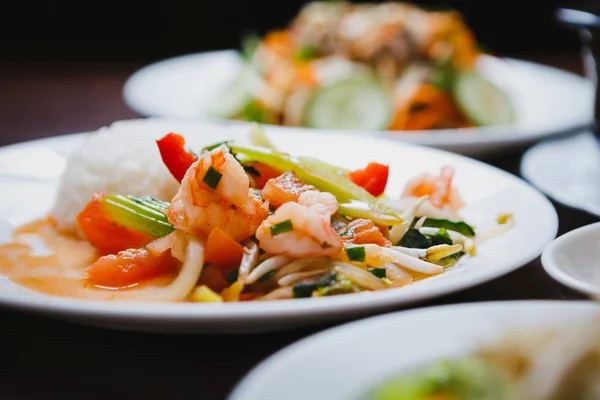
3, 0, 582, 63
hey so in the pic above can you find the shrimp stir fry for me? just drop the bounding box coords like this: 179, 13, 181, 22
64, 129, 511, 303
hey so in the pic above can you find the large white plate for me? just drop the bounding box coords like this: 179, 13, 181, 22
542, 221, 600, 297
229, 300, 598, 400
521, 131, 600, 217
0, 118, 558, 333
123, 50, 594, 156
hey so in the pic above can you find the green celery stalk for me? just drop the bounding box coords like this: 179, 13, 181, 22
100, 195, 175, 238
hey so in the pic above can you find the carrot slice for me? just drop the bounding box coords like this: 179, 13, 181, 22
86, 248, 177, 288
76, 192, 153, 255
205, 227, 244, 268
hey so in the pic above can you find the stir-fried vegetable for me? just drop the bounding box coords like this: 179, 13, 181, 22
156, 133, 197, 182
86, 248, 178, 288
347, 162, 389, 197
100, 195, 175, 238
205, 227, 244, 268
76, 192, 156, 255
228, 142, 401, 225
369, 357, 512, 400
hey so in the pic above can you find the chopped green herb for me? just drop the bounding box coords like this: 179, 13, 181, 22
203, 166, 223, 189
419, 218, 476, 237
257, 270, 276, 282
293, 272, 337, 298
346, 245, 366, 262
225, 269, 239, 283
243, 164, 261, 176
367, 267, 386, 279
270, 220, 293, 236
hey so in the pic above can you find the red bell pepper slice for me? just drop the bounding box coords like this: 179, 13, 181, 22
347, 162, 389, 197
156, 133, 198, 182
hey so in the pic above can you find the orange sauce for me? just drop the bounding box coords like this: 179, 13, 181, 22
0, 218, 177, 300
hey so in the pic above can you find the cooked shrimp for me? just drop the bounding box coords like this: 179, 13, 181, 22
262, 171, 315, 208
166, 147, 269, 242
402, 166, 464, 210
256, 191, 343, 258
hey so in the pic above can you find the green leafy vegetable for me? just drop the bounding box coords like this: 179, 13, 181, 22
346, 245, 366, 262
100, 195, 175, 238
203, 166, 223, 189
419, 218, 476, 237
369, 357, 512, 400
367, 267, 386, 279
399, 229, 453, 249
293, 272, 337, 298
270, 220, 294, 236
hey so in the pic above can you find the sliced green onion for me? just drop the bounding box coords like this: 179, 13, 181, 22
257, 270, 276, 282
100, 195, 175, 238
270, 220, 293, 236
346, 246, 366, 262
203, 166, 223, 189
225, 269, 239, 284
292, 272, 337, 298
367, 267, 386, 279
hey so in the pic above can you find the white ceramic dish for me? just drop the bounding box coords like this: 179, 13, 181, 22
521, 131, 600, 217
123, 50, 594, 156
229, 300, 598, 400
0, 118, 558, 334
542, 221, 600, 297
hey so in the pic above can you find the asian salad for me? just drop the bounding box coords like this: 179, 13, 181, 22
209, 1, 515, 131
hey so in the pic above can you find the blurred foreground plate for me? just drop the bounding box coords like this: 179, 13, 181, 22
123, 50, 593, 156
229, 301, 598, 400
0, 118, 557, 333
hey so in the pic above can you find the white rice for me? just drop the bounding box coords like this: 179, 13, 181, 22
50, 118, 241, 233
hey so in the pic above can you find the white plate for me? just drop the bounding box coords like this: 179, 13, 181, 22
542, 221, 600, 297
229, 300, 599, 400
123, 50, 594, 156
521, 131, 600, 217
0, 118, 558, 334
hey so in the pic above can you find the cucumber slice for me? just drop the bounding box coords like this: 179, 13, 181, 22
305, 78, 392, 130
206, 63, 262, 118
453, 71, 515, 126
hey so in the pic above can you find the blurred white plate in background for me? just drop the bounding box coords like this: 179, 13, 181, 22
123, 50, 593, 156
229, 301, 598, 400
521, 131, 600, 217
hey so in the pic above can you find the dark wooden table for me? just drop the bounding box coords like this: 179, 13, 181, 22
0, 51, 597, 400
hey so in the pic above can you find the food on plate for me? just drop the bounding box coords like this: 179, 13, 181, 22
209, 1, 515, 131
0, 122, 512, 302
366, 315, 600, 400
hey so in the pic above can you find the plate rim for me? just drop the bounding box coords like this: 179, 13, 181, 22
0, 127, 559, 328
541, 221, 600, 296
122, 49, 592, 147
520, 131, 600, 218
227, 299, 598, 399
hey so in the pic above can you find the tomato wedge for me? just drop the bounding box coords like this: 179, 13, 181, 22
76, 192, 153, 255
156, 133, 198, 182
347, 162, 389, 197
86, 248, 178, 288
